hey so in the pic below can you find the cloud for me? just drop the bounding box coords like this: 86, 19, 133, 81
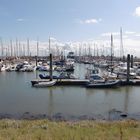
17, 18, 24, 22
49, 37, 57, 41
80, 18, 102, 24
134, 7, 140, 16
101, 32, 119, 37
123, 35, 128, 39
3, 36, 140, 57
135, 34, 140, 37
101, 31, 136, 37
125, 31, 136, 35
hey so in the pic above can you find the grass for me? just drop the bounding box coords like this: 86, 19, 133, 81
0, 119, 139, 140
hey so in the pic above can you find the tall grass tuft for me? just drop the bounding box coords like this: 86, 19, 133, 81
0, 119, 139, 140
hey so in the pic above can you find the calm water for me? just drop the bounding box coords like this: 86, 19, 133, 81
0, 63, 140, 119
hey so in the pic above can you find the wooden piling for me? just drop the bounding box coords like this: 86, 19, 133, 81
123, 55, 125, 62
127, 54, 130, 83
35, 55, 38, 79
35, 56, 37, 66
131, 55, 133, 68
49, 53, 53, 81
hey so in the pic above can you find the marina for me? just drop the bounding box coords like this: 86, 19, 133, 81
1, 62, 140, 120
1, 0, 140, 139
0, 19, 140, 120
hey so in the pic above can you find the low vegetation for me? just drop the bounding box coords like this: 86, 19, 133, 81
0, 119, 139, 140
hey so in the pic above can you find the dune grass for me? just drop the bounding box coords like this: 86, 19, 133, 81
0, 119, 139, 140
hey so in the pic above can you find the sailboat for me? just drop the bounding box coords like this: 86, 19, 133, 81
107, 34, 117, 79
33, 37, 56, 87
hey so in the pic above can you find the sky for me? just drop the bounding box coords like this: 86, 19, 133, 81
1, 0, 140, 56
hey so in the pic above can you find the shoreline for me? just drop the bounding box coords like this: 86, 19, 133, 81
0, 109, 140, 121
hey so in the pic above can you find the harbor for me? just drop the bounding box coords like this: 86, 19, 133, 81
1, 51, 140, 88
0, 10, 140, 120
1, 0, 140, 139
1, 62, 140, 120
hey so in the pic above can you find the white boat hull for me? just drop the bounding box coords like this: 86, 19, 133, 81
33, 80, 56, 88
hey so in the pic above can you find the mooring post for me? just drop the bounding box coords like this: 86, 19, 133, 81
130, 55, 133, 68
49, 53, 53, 81
123, 55, 125, 62
127, 54, 130, 83
35, 56, 38, 79
35, 55, 37, 66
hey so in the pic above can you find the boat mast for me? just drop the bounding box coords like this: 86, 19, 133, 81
111, 34, 114, 73
49, 37, 51, 54
27, 38, 30, 57
16, 38, 18, 57
88, 43, 90, 57
19, 41, 21, 57
10, 39, 13, 57
111, 34, 113, 64
37, 38, 39, 57
49, 37, 53, 81
94, 43, 96, 58
120, 27, 124, 61
7, 45, 9, 57
0, 38, 4, 57
79, 44, 81, 57
97, 46, 99, 58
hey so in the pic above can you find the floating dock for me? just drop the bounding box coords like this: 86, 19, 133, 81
31, 79, 90, 86
120, 79, 140, 86
31, 78, 140, 87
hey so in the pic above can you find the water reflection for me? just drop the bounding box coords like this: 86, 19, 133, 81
85, 86, 136, 117
0, 64, 140, 118
48, 88, 54, 117
124, 87, 130, 112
